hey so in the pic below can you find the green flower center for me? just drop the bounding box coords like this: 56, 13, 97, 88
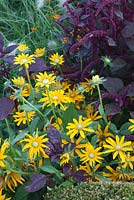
126, 158, 130, 162
21, 59, 27, 64
32, 141, 39, 147
115, 145, 121, 150
55, 58, 60, 63
77, 124, 83, 130
43, 79, 49, 84
52, 96, 58, 100
70, 93, 75, 97
89, 153, 94, 158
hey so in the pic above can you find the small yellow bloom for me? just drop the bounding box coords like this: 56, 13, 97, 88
39, 89, 70, 109
103, 166, 131, 181
123, 152, 134, 169
0, 188, 11, 200
34, 48, 45, 58
104, 135, 132, 161
21, 129, 49, 160
18, 44, 28, 52
66, 115, 94, 139
5, 171, 25, 192
49, 52, 64, 66
0, 140, 9, 168
77, 143, 103, 167
80, 78, 95, 93
85, 105, 102, 121
13, 110, 35, 126
128, 119, 134, 132
60, 153, 70, 166
91, 75, 106, 85
14, 53, 35, 68
35, 72, 56, 88
66, 87, 83, 103
95, 124, 114, 146
22, 83, 31, 97
12, 76, 25, 87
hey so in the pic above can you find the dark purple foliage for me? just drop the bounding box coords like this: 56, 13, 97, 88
74, 170, 91, 183
45, 126, 63, 162
28, 58, 50, 73
0, 98, 15, 120
25, 174, 47, 193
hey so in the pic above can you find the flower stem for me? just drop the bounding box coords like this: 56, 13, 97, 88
22, 97, 44, 120
97, 85, 108, 124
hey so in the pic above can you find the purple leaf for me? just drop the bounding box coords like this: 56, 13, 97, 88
103, 77, 124, 93
105, 103, 121, 116
127, 83, 134, 97
25, 174, 47, 193
0, 32, 4, 52
28, 58, 48, 72
0, 98, 15, 120
130, 111, 134, 118
2, 56, 15, 65
125, 37, 134, 51
122, 22, 134, 38
5, 45, 18, 54
74, 170, 90, 183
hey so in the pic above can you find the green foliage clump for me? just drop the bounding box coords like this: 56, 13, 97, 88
45, 182, 134, 200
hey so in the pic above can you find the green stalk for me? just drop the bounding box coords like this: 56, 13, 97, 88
5, 118, 11, 138
97, 85, 108, 124
22, 97, 44, 120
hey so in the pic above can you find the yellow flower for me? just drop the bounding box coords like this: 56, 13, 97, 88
128, 119, 134, 132
39, 89, 70, 109
0, 140, 9, 168
22, 83, 31, 97
13, 110, 35, 126
66, 115, 94, 139
21, 129, 49, 160
103, 166, 131, 181
80, 78, 95, 93
5, 171, 25, 192
60, 153, 70, 166
34, 48, 45, 58
18, 44, 28, 52
85, 105, 102, 121
90, 75, 106, 85
49, 52, 64, 66
35, 72, 56, 88
14, 53, 35, 68
12, 76, 25, 87
0, 189, 11, 200
95, 124, 114, 146
77, 143, 103, 167
50, 116, 62, 130
123, 152, 134, 169
66, 87, 83, 103
104, 135, 132, 161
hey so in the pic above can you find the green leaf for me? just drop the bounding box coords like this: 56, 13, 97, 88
91, 135, 98, 146
12, 184, 29, 200
19, 104, 34, 112
62, 103, 78, 127
40, 161, 62, 180
119, 122, 131, 136
12, 129, 28, 145
59, 180, 74, 187
29, 116, 40, 133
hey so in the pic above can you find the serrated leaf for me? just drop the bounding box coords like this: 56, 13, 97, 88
29, 117, 40, 133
